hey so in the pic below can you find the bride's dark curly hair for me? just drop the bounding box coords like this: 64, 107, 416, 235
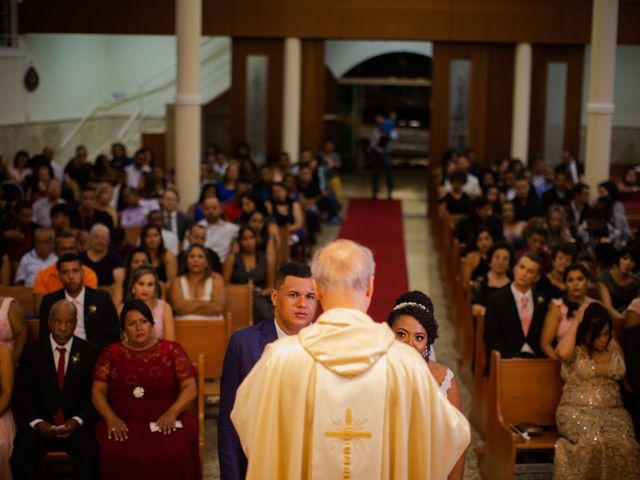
387, 290, 439, 360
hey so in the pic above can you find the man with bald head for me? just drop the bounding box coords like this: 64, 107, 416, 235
231, 239, 470, 479
197, 196, 239, 262
11, 299, 101, 479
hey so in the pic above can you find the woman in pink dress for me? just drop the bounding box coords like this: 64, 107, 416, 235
120, 265, 175, 340
0, 296, 27, 364
91, 300, 200, 480
541, 263, 593, 359
0, 344, 15, 479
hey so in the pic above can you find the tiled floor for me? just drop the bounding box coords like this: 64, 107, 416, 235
204, 170, 482, 479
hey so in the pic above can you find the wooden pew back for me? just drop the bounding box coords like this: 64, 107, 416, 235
226, 282, 253, 331
0, 286, 34, 318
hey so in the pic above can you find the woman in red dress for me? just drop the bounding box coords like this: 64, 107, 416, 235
91, 300, 201, 480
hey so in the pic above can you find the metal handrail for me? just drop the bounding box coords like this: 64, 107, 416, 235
58, 37, 229, 151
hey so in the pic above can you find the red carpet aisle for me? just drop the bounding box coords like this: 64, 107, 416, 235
337, 199, 409, 322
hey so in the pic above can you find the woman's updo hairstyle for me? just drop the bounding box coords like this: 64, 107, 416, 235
387, 290, 439, 359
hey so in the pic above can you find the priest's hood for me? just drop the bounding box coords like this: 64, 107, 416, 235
298, 307, 396, 378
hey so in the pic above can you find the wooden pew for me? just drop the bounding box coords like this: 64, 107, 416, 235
0, 285, 35, 318
470, 314, 488, 436
226, 282, 253, 331
174, 314, 233, 397
480, 351, 563, 480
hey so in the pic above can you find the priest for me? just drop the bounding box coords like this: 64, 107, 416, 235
231, 239, 470, 479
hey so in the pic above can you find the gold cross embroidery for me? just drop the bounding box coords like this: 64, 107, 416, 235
324, 408, 371, 480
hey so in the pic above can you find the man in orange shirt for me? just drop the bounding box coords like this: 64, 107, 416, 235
33, 231, 97, 316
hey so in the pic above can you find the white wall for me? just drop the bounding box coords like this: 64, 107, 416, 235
581, 44, 640, 127
0, 34, 230, 125
325, 40, 432, 78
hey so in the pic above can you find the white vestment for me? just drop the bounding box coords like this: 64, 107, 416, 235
231, 307, 470, 479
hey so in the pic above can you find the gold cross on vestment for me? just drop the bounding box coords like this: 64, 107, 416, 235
324, 408, 371, 480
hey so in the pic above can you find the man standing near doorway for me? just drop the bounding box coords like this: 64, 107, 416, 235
368, 112, 397, 200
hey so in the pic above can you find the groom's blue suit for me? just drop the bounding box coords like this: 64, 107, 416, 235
218, 319, 278, 480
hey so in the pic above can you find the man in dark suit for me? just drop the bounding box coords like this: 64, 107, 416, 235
554, 149, 584, 186
484, 253, 548, 374
542, 170, 571, 211
11, 299, 101, 479
161, 187, 192, 243
39, 253, 120, 347
218, 262, 318, 480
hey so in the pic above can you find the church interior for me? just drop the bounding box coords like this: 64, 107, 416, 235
1, 0, 640, 478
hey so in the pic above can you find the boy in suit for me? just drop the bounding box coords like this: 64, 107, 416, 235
218, 262, 318, 480
11, 300, 101, 479
484, 253, 548, 373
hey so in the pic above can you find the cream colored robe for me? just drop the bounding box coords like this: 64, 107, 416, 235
231, 308, 470, 479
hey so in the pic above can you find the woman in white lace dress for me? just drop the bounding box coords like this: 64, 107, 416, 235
387, 290, 464, 480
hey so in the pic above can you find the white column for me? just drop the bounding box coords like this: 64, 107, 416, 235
175, 0, 202, 209
584, 0, 619, 195
281, 37, 302, 160
510, 43, 532, 162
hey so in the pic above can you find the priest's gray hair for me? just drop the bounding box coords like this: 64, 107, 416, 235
311, 239, 375, 293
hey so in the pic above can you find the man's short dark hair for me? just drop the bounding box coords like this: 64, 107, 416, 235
573, 182, 590, 196
524, 224, 549, 240
274, 262, 312, 289
55, 231, 75, 243
520, 252, 543, 271
56, 253, 82, 270
552, 242, 577, 261
449, 169, 467, 185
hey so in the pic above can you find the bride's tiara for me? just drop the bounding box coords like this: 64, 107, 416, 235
393, 301, 427, 311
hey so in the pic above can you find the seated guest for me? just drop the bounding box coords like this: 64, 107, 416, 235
223, 227, 275, 324
39, 254, 120, 347
95, 182, 119, 227
11, 300, 101, 479
216, 161, 240, 205
109, 227, 136, 265
169, 244, 225, 320
568, 182, 592, 231
542, 170, 571, 212
471, 242, 513, 318
140, 224, 178, 284
31, 179, 65, 227
512, 176, 542, 222
515, 224, 552, 275
484, 253, 547, 371
453, 196, 502, 244
0, 344, 14, 479
598, 246, 640, 322
387, 291, 464, 480
536, 242, 577, 300
160, 188, 192, 243
265, 182, 305, 252
77, 187, 114, 232
91, 300, 200, 480
461, 226, 495, 292
599, 181, 631, 242
623, 298, 640, 438
50, 203, 83, 244
80, 224, 124, 287
7, 150, 32, 185
113, 248, 152, 307
179, 225, 222, 274
618, 167, 640, 204
443, 154, 481, 196
576, 205, 625, 256
0, 296, 26, 363
544, 205, 574, 250
1, 201, 36, 263
147, 210, 179, 255
500, 200, 525, 246
14, 228, 56, 287
540, 263, 593, 359
33, 232, 98, 315
189, 183, 217, 222
120, 187, 160, 228
197, 197, 239, 263
554, 149, 583, 185
484, 184, 502, 215
218, 262, 317, 479
554, 303, 640, 478
438, 169, 470, 216
122, 266, 175, 341
246, 210, 279, 259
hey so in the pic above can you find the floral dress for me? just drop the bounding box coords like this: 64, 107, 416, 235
554, 341, 640, 479
93, 340, 200, 480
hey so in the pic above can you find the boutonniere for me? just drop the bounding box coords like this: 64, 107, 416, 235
536, 296, 545, 305
88, 305, 97, 315
71, 353, 81, 365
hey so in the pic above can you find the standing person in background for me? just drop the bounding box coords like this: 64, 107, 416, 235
368, 113, 397, 200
